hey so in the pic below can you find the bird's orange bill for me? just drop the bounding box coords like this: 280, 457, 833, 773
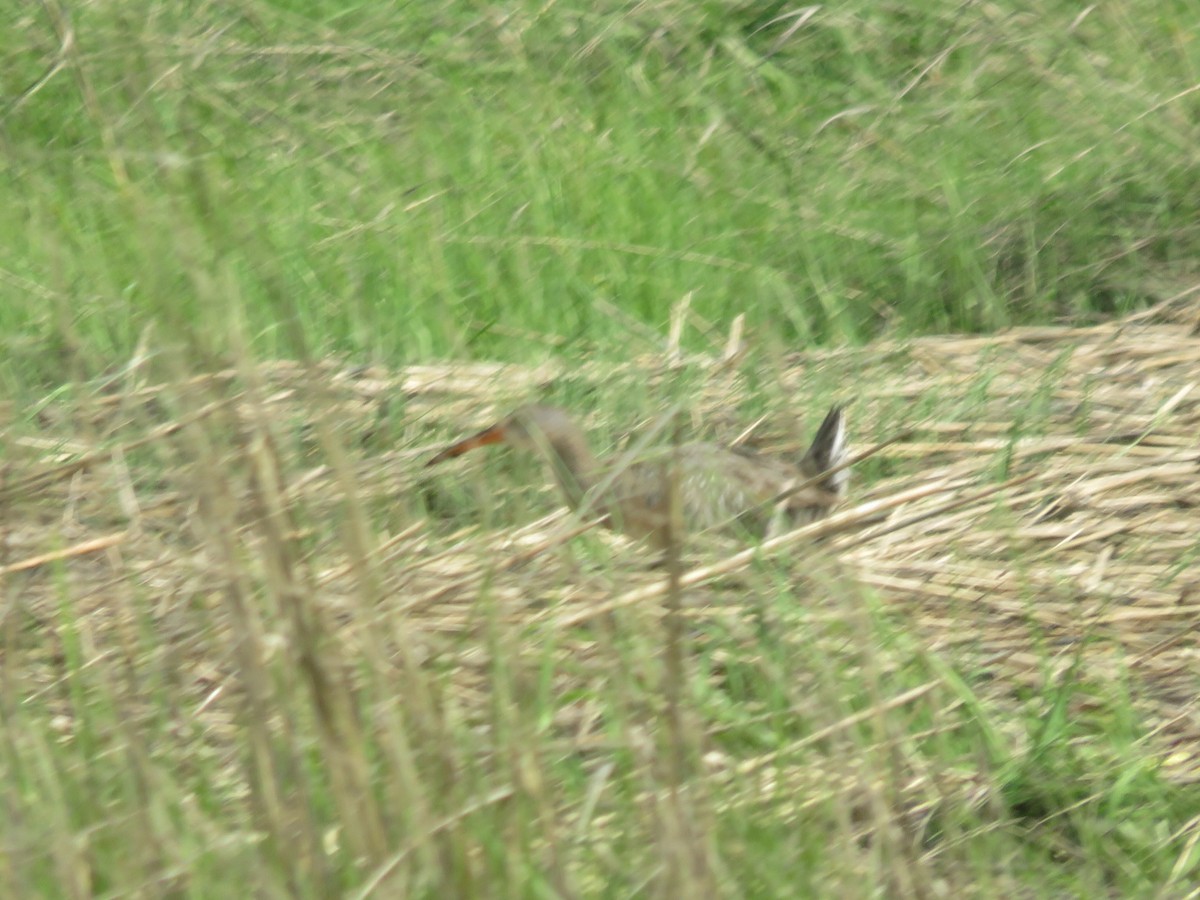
425, 425, 507, 467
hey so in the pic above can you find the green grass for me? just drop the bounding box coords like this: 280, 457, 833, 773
4, 0, 1199, 387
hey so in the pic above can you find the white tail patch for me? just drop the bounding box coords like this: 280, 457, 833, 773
824, 412, 849, 496
803, 405, 849, 497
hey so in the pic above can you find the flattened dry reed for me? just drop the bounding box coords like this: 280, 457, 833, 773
4, 297, 1199, 862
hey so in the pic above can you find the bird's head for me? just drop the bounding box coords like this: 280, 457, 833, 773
425, 404, 576, 466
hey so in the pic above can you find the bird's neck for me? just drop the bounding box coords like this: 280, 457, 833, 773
542, 434, 600, 510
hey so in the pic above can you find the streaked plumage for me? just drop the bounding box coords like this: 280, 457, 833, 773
425, 404, 848, 549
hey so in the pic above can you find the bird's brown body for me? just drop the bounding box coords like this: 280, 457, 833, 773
425, 404, 848, 549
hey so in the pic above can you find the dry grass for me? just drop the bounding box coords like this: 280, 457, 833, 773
3, 296, 1200, 894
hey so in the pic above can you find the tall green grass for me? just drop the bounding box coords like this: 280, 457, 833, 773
3, 0, 1198, 387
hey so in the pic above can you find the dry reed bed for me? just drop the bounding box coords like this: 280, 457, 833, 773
3, 302, 1199, 840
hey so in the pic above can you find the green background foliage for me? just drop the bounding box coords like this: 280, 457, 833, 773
4, 0, 1197, 383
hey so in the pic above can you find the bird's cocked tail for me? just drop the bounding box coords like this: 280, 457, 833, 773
800, 405, 849, 497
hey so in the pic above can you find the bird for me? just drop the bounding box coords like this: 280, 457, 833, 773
424, 403, 848, 550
